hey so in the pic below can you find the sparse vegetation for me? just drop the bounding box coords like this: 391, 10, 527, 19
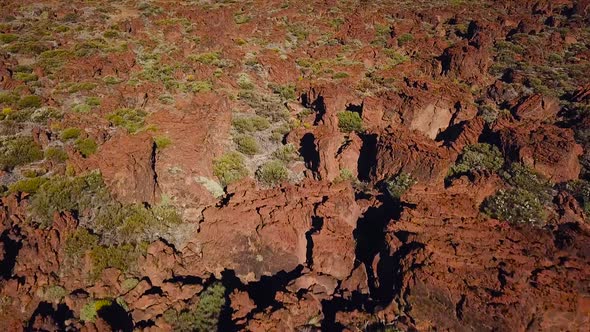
107, 108, 147, 133
0, 136, 44, 171
75, 137, 98, 157
45, 147, 68, 162
256, 160, 288, 187
481, 188, 546, 226
80, 299, 112, 322
386, 173, 417, 199
155, 136, 172, 149
337, 111, 363, 133
213, 152, 249, 186
234, 135, 259, 155
232, 116, 270, 133
272, 144, 298, 162
60, 127, 81, 140
164, 283, 226, 332
449, 143, 504, 178
8, 177, 48, 194
17, 95, 42, 109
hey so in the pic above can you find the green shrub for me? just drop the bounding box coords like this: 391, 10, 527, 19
45, 147, 68, 162
336, 168, 355, 182
107, 108, 146, 133
30, 173, 110, 227
121, 278, 139, 293
272, 144, 298, 162
237, 73, 254, 90
75, 138, 98, 157
182, 80, 213, 93
43, 285, 67, 302
232, 116, 270, 133
256, 160, 288, 187
38, 49, 74, 72
0, 33, 18, 44
17, 95, 42, 109
13, 72, 38, 82
563, 180, 590, 216
213, 152, 248, 186
8, 177, 48, 194
60, 127, 81, 140
397, 33, 414, 46
90, 244, 142, 279
500, 163, 553, 203
94, 203, 181, 244
0, 92, 19, 105
189, 52, 221, 65
80, 299, 112, 322
269, 83, 296, 100
155, 136, 172, 149
386, 173, 417, 199
332, 72, 349, 79
72, 103, 92, 113
0, 136, 43, 170
64, 228, 100, 263
164, 283, 226, 332
234, 135, 259, 155
67, 82, 97, 93
449, 143, 504, 178
337, 111, 363, 133
481, 188, 546, 226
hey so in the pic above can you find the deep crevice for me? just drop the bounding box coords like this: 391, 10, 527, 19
0, 229, 21, 279
357, 134, 378, 182
305, 216, 324, 268
300, 133, 320, 177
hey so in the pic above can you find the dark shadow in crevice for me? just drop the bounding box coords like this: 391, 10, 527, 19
27, 302, 73, 331
357, 134, 378, 182
0, 229, 21, 279
346, 102, 363, 116
98, 301, 133, 332
305, 216, 324, 268
300, 133, 320, 176
312, 95, 326, 125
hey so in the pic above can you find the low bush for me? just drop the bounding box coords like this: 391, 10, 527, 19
256, 160, 288, 187
75, 138, 98, 157
500, 163, 553, 203
0, 136, 44, 170
30, 173, 111, 228
45, 147, 68, 162
563, 180, 590, 216
107, 108, 146, 133
386, 173, 417, 199
189, 52, 221, 65
481, 188, 546, 226
237, 73, 254, 90
337, 111, 363, 133
155, 136, 172, 149
234, 135, 259, 155
60, 127, 81, 140
17, 95, 42, 109
272, 144, 298, 163
232, 116, 270, 133
269, 83, 296, 100
213, 152, 249, 186
80, 299, 112, 322
8, 177, 48, 194
449, 143, 504, 178
163, 283, 226, 332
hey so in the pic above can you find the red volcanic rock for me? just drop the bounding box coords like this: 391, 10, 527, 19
512, 94, 560, 121
72, 132, 160, 205
498, 124, 583, 182
382, 175, 590, 331
195, 181, 360, 282
440, 40, 492, 85
246, 292, 323, 331
374, 126, 455, 186
571, 84, 590, 102
149, 93, 231, 212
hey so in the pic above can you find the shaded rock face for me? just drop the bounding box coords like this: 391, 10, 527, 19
384, 178, 590, 331
72, 133, 160, 205
498, 123, 583, 182
196, 181, 360, 282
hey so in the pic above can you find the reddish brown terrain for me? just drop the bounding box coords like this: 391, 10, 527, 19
0, 0, 589, 331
